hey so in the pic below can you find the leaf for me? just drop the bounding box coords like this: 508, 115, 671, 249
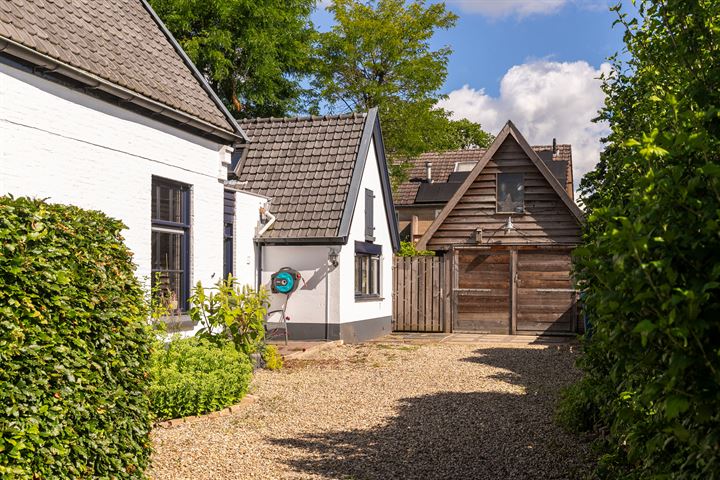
664, 396, 690, 419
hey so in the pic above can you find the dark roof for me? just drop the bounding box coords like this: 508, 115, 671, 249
235, 109, 400, 249
0, 0, 244, 140
395, 144, 573, 206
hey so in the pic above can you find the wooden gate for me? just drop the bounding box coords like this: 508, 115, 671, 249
392, 256, 450, 332
453, 250, 511, 333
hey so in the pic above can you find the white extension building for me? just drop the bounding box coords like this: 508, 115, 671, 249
231, 110, 400, 342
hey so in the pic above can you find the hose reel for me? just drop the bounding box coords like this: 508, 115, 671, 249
271, 267, 302, 294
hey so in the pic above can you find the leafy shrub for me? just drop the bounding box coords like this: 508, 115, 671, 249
261, 344, 284, 370
0, 197, 153, 478
397, 241, 435, 257
149, 337, 252, 421
191, 275, 269, 355
562, 1, 720, 478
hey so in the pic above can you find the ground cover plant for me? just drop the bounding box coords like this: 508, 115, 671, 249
0, 197, 153, 478
149, 337, 253, 421
559, 1, 720, 478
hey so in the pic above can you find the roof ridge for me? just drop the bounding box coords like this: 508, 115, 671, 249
238, 111, 367, 124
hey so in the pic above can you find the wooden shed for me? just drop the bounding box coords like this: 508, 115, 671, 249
410, 121, 584, 335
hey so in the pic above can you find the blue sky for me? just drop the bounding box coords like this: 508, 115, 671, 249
313, 0, 630, 188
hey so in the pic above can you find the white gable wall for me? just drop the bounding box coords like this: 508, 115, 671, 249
0, 61, 240, 291
337, 137, 393, 336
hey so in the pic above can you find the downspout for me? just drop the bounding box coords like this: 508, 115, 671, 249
325, 260, 330, 341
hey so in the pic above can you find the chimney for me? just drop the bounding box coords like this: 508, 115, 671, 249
425, 162, 432, 183
552, 138, 558, 155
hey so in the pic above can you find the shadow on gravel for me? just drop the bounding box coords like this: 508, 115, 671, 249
270, 346, 593, 480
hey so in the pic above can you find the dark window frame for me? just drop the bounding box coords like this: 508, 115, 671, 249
151, 177, 191, 312
355, 241, 382, 300
223, 189, 235, 279
496, 172, 525, 214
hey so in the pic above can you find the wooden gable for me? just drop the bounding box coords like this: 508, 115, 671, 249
417, 121, 583, 250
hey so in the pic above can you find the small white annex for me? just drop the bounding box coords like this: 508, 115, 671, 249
0, 0, 255, 330
232, 110, 401, 342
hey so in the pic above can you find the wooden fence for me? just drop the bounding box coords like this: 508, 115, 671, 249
392, 256, 450, 332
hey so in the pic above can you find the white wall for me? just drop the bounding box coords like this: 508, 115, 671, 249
232, 190, 266, 286
338, 138, 394, 323
0, 61, 235, 292
260, 245, 341, 329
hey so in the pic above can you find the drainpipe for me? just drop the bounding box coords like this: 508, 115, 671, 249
325, 261, 330, 341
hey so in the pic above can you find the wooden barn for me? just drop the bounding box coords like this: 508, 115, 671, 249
393, 121, 584, 335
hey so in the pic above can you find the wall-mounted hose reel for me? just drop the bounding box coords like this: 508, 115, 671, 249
271, 267, 302, 294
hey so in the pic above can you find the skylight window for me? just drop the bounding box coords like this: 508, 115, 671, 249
454, 161, 476, 172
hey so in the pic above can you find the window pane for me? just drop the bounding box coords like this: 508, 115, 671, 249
355, 256, 362, 295
152, 230, 183, 271
497, 173, 524, 213
152, 182, 185, 223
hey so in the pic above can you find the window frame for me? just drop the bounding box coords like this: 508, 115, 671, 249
355, 252, 382, 300
151, 177, 191, 313
496, 172, 525, 214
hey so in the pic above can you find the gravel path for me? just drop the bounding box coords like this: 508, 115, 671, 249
150, 342, 595, 479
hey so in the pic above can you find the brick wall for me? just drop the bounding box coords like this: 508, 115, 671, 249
0, 61, 236, 290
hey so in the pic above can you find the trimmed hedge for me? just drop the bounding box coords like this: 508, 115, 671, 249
149, 337, 252, 421
0, 197, 153, 478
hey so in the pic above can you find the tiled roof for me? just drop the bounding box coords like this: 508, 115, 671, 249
394, 144, 573, 205
236, 113, 369, 240
0, 0, 236, 135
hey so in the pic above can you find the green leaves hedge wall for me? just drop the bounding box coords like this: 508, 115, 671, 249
0, 197, 153, 478
562, 1, 720, 478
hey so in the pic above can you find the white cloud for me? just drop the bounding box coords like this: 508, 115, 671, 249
444, 0, 609, 19
438, 60, 611, 190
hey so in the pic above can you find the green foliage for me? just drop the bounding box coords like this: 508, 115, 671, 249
397, 241, 435, 257
191, 275, 270, 355
261, 344, 284, 371
0, 197, 153, 478
564, 1, 720, 478
148, 0, 316, 117
312, 0, 492, 184
149, 337, 252, 421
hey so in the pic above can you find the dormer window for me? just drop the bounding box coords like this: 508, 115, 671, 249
496, 173, 524, 214
454, 161, 476, 172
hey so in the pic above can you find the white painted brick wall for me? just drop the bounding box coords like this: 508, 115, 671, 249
0, 61, 245, 291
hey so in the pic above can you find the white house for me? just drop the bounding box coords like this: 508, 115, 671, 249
231, 110, 401, 342
0, 0, 257, 329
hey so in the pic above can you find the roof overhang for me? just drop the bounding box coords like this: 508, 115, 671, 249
0, 35, 245, 144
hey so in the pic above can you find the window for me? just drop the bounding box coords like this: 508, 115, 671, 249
151, 178, 191, 312
223, 189, 235, 279
355, 241, 382, 299
365, 188, 375, 241
454, 161, 477, 172
496, 173, 524, 214
355, 254, 381, 297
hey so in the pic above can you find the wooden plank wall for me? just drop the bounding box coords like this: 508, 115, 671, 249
392, 256, 447, 332
427, 137, 581, 249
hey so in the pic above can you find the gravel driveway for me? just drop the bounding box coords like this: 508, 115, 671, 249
150, 341, 595, 479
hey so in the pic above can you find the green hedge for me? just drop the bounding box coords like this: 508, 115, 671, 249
0, 197, 153, 478
149, 337, 252, 421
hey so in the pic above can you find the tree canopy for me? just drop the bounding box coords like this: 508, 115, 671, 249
312, 0, 492, 183
561, 1, 720, 477
148, 0, 316, 118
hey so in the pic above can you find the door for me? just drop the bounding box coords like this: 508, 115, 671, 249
453, 250, 511, 333
515, 250, 576, 333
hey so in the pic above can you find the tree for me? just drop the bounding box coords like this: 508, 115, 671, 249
148, 0, 316, 118
560, 1, 720, 478
312, 0, 491, 183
